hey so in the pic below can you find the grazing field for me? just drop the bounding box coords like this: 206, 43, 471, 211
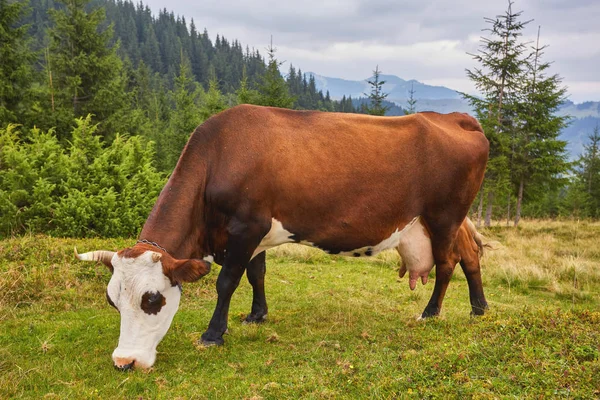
0, 220, 599, 399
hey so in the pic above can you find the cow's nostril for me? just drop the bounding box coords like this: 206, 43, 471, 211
114, 360, 135, 371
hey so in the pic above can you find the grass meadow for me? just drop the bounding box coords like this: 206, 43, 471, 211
0, 220, 599, 399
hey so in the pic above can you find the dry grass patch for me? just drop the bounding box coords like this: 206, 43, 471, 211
480, 219, 600, 298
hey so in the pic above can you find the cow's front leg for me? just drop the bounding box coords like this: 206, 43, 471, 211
244, 251, 268, 323
200, 219, 268, 346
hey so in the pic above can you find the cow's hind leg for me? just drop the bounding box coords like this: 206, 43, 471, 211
420, 220, 461, 319
244, 251, 268, 323
201, 218, 269, 346
458, 225, 488, 316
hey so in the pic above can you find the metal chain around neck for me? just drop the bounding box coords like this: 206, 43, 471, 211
137, 239, 168, 253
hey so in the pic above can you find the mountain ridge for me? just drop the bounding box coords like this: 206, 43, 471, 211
308, 72, 463, 103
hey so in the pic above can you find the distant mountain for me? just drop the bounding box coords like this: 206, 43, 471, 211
559, 115, 600, 157
309, 72, 600, 158
308, 72, 473, 114
309, 72, 461, 102
558, 100, 600, 119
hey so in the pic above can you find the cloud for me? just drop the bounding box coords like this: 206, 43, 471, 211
141, 0, 600, 101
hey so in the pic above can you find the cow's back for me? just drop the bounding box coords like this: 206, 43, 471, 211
185, 105, 487, 253
199, 105, 487, 191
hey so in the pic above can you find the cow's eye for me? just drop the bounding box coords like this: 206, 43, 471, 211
141, 291, 166, 315
148, 293, 162, 304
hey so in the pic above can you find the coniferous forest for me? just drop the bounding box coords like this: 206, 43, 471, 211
1, 0, 599, 238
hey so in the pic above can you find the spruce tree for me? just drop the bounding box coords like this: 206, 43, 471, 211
159, 56, 202, 171
236, 66, 260, 105
512, 27, 569, 226
405, 83, 417, 114
200, 76, 227, 121
364, 66, 389, 116
45, 0, 129, 141
257, 38, 294, 108
575, 125, 600, 217
0, 0, 36, 125
464, 0, 530, 226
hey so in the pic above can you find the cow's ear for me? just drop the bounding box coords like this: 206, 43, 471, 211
164, 258, 211, 283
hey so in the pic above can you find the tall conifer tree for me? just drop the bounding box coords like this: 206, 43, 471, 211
364, 66, 389, 116
405, 83, 417, 115
159, 56, 201, 171
0, 0, 36, 125
257, 38, 294, 108
575, 126, 600, 217
512, 27, 569, 226
464, 0, 530, 226
45, 0, 129, 140
236, 66, 260, 105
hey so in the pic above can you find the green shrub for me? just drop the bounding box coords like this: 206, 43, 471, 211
0, 116, 166, 237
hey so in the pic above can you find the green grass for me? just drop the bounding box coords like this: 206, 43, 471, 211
1, 220, 599, 399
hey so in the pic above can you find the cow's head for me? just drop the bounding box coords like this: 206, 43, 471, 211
75, 245, 211, 370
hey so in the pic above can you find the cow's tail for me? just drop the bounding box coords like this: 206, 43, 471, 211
464, 217, 501, 258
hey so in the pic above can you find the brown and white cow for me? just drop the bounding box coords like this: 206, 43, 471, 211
76, 105, 489, 369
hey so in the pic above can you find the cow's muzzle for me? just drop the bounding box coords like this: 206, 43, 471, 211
114, 358, 135, 371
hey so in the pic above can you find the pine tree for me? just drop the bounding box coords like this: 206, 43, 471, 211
464, 0, 530, 226
159, 56, 202, 171
364, 66, 389, 116
575, 125, 600, 217
405, 82, 417, 114
512, 26, 569, 226
336, 95, 356, 113
141, 24, 162, 73
257, 38, 294, 108
45, 0, 129, 141
236, 65, 260, 105
200, 76, 227, 121
0, 0, 36, 125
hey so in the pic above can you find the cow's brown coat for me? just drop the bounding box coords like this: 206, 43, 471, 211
142, 106, 487, 258
133, 105, 490, 343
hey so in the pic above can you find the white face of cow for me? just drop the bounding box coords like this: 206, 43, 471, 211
107, 251, 181, 370
75, 246, 210, 370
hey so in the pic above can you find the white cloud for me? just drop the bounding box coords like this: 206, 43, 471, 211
141, 0, 600, 102
564, 82, 600, 103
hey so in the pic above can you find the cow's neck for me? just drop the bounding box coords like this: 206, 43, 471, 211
139, 155, 208, 260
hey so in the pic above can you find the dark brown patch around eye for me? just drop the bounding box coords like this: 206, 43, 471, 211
141, 291, 166, 315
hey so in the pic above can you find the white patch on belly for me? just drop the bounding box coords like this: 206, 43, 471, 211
252, 218, 295, 259
339, 216, 421, 257
252, 215, 434, 285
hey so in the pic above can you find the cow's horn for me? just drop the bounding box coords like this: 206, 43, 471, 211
75, 247, 115, 270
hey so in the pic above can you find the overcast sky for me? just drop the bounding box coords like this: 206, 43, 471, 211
143, 0, 599, 103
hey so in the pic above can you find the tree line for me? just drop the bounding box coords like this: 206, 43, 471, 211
0, 0, 599, 238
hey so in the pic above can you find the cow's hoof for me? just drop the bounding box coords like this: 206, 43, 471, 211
243, 313, 267, 324
470, 304, 488, 316
199, 333, 224, 347
199, 338, 224, 347
420, 308, 440, 319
